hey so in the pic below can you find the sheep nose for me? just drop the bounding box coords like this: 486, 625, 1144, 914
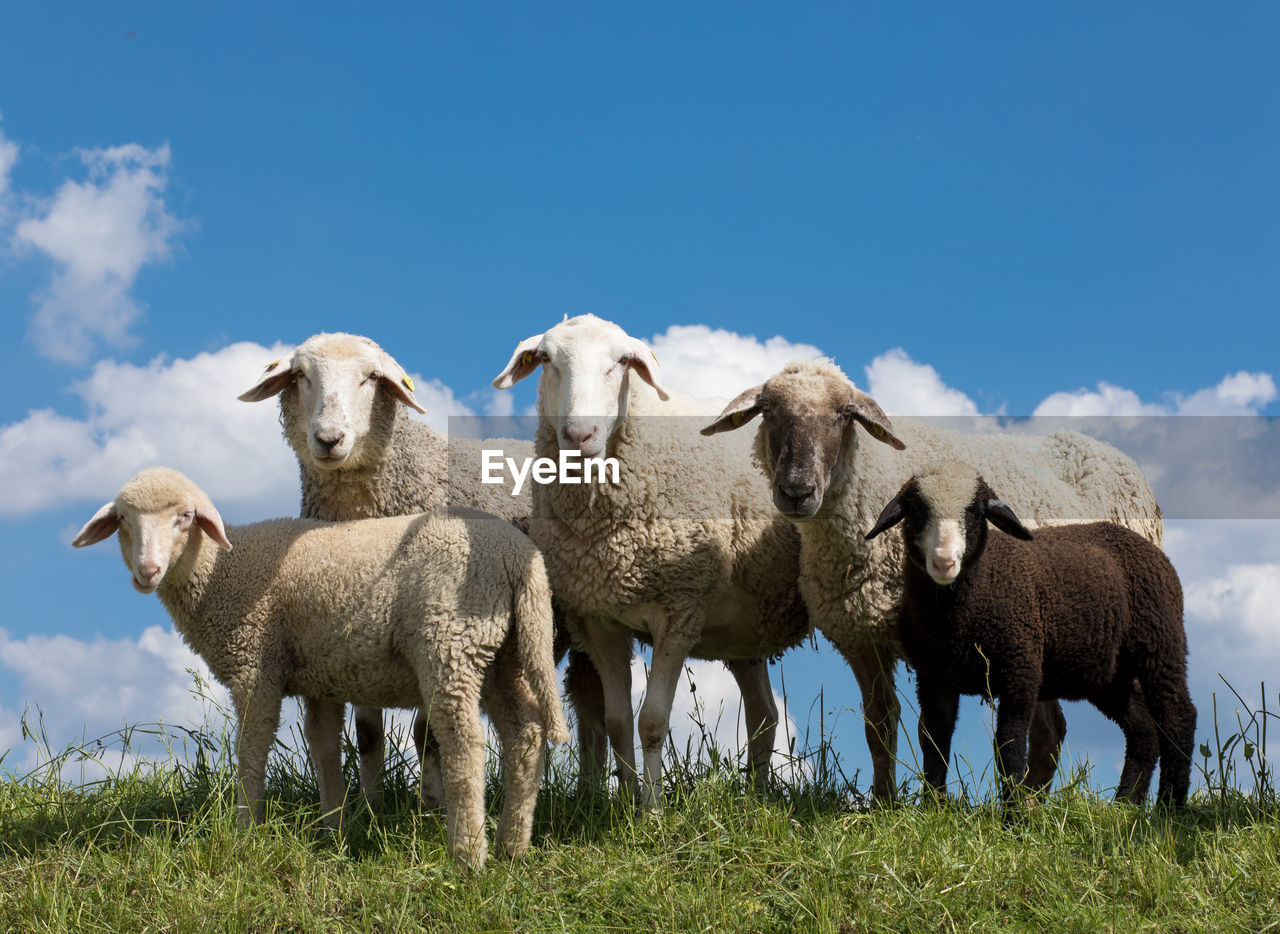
782, 482, 816, 503
314, 431, 346, 454
563, 426, 598, 450
136, 562, 163, 586
774, 481, 819, 517
930, 555, 958, 578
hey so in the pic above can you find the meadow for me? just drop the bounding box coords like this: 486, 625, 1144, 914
2, 681, 1277, 934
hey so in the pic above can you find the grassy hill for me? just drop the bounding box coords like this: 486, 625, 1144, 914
2, 699, 1277, 933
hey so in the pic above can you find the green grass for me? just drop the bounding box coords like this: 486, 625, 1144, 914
2, 688, 1278, 933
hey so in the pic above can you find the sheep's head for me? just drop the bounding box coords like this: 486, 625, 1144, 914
238, 332, 425, 471
702, 360, 905, 520
865, 461, 1032, 585
491, 314, 668, 458
72, 467, 232, 593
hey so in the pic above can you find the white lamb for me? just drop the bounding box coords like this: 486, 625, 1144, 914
704, 359, 1163, 800
73, 466, 569, 870
238, 332, 607, 808
492, 314, 810, 809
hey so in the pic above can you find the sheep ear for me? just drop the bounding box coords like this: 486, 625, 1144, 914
194, 496, 233, 551
985, 498, 1033, 541
848, 389, 906, 451
701, 385, 764, 436
623, 337, 670, 402
72, 501, 121, 547
238, 354, 298, 403
492, 334, 545, 390
865, 493, 908, 540
374, 349, 427, 414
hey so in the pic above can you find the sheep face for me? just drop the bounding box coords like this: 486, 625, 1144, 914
492, 314, 668, 458
866, 462, 1032, 584
238, 333, 426, 471
702, 361, 904, 520
72, 467, 233, 592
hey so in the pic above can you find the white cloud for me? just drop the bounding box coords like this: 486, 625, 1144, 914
630, 655, 801, 777
1034, 371, 1277, 417
863, 347, 981, 416
12, 142, 187, 365
0, 623, 232, 779
647, 324, 825, 401
0, 341, 297, 519
0, 113, 18, 216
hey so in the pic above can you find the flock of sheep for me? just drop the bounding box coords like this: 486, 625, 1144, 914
73, 314, 1195, 870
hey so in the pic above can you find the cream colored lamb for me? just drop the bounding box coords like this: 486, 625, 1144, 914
238, 332, 607, 809
73, 466, 569, 870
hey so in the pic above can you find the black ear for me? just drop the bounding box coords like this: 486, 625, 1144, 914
985, 498, 1033, 540
865, 492, 908, 540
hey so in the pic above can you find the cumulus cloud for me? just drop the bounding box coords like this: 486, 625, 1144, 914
0, 342, 298, 519
647, 324, 825, 401
12, 142, 187, 365
0, 113, 18, 215
0, 623, 232, 779
863, 348, 982, 417
630, 656, 801, 776
1034, 371, 1277, 417
0, 341, 482, 520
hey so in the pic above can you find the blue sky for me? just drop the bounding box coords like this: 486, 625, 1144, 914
1, 5, 1277, 792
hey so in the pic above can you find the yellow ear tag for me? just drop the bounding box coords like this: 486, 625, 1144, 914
872, 425, 885, 438
264, 360, 281, 371
401, 375, 415, 393
520, 351, 535, 367
732, 411, 744, 425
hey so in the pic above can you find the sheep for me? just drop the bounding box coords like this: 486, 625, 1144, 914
492, 314, 810, 809
865, 460, 1195, 805
238, 332, 607, 809
72, 466, 570, 870
702, 359, 1164, 801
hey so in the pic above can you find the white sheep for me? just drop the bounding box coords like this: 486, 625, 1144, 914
73, 466, 570, 870
703, 359, 1164, 800
492, 314, 810, 809
238, 332, 607, 807
866, 460, 1195, 806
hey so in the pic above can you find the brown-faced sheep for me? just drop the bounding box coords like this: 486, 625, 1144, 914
704, 359, 1164, 801
73, 467, 570, 870
866, 460, 1195, 806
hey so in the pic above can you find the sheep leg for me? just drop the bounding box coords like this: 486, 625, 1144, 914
725, 658, 777, 791
579, 621, 638, 799
427, 678, 490, 871
1145, 677, 1196, 807
842, 640, 901, 803
488, 662, 547, 860
1090, 680, 1159, 804
303, 696, 347, 829
565, 646, 609, 797
916, 683, 959, 797
353, 705, 386, 814
413, 714, 446, 812
636, 623, 699, 811
232, 684, 283, 826
992, 687, 1037, 805
1025, 700, 1067, 791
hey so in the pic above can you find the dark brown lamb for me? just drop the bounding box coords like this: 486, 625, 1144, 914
866, 460, 1196, 806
